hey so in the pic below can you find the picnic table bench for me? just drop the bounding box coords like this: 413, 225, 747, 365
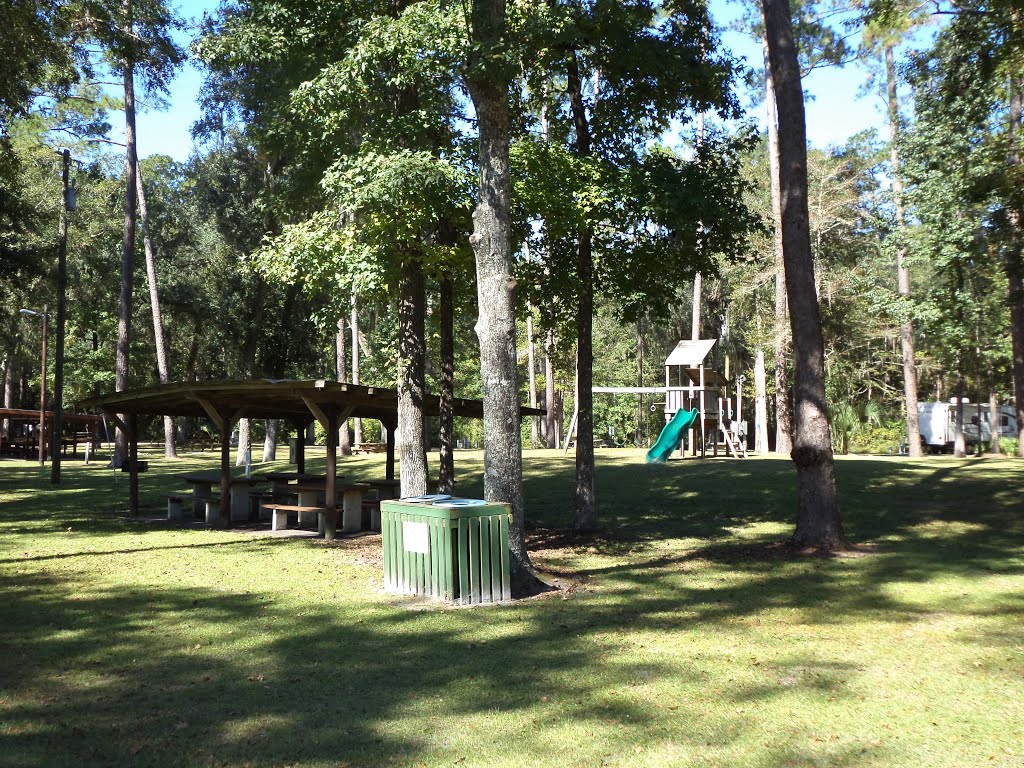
352, 442, 387, 454
262, 503, 328, 532
179, 474, 266, 521
260, 481, 371, 534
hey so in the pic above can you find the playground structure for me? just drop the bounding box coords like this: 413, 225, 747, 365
562, 339, 747, 460
658, 339, 746, 460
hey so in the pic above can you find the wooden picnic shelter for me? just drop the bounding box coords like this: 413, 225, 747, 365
0, 407, 103, 460
81, 379, 542, 539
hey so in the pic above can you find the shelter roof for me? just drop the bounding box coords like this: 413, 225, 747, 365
0, 408, 102, 424
80, 379, 543, 424
664, 339, 716, 367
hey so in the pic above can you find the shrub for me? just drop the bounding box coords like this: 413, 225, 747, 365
848, 419, 905, 455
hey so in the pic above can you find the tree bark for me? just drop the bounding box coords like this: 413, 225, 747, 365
765, 37, 792, 456
755, 348, 769, 453
467, 0, 535, 585
526, 310, 539, 449
886, 44, 922, 458
762, 0, 844, 548
637, 318, 645, 445
691, 272, 702, 340
2, 356, 12, 436
397, 257, 428, 497
236, 419, 251, 467
263, 419, 278, 462
1005, 77, 1024, 457
236, 277, 266, 465
953, 382, 966, 457
690, 119, 705, 342
545, 330, 557, 448
438, 274, 456, 494
136, 166, 176, 457
336, 316, 351, 455
566, 49, 597, 532
351, 293, 363, 446
987, 380, 1001, 455
114, 46, 137, 468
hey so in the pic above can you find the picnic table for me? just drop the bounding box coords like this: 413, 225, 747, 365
365, 478, 401, 501
259, 471, 333, 494
179, 473, 266, 521
264, 480, 370, 534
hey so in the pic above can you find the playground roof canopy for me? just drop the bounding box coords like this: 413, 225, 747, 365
664, 339, 716, 368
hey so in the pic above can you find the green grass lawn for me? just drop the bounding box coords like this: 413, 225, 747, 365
1, 447, 1022, 767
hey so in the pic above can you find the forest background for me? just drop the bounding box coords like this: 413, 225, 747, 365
2, 0, 1021, 483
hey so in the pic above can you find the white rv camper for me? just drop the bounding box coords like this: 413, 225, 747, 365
917, 400, 1018, 452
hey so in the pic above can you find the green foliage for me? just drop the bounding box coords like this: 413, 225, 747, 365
899, 10, 1018, 401
848, 418, 905, 455
514, 0, 757, 341
76, 0, 187, 95
0, 0, 79, 121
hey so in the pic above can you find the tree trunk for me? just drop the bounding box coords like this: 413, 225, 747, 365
691, 272, 702, 340
236, 278, 266, 466
263, 419, 278, 462
762, 0, 844, 548
397, 257, 428, 497
2, 356, 12, 436
1005, 77, 1024, 457
691, 112, 706, 342
526, 310, 539, 449
336, 316, 351, 455
545, 331, 557, 448
755, 348, 769, 453
236, 419, 251, 466
114, 49, 137, 468
886, 44, 922, 458
987, 390, 1001, 456
438, 274, 456, 494
765, 37, 792, 456
467, 0, 535, 586
351, 293, 363, 446
637, 317, 645, 445
953, 384, 966, 457
567, 48, 596, 532
136, 166, 176, 457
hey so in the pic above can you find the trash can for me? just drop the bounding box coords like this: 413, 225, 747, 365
288, 437, 299, 463
380, 498, 512, 604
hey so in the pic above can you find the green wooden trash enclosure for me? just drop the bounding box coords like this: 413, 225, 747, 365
380, 499, 512, 604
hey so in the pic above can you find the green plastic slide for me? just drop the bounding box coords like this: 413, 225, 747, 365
646, 407, 700, 464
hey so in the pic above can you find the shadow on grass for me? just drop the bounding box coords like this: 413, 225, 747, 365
2, 452, 1022, 765
0, 564, 898, 767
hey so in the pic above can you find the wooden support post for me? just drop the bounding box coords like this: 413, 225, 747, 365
219, 418, 231, 527
384, 421, 396, 481
324, 406, 339, 540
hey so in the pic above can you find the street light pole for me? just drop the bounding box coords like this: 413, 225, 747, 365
51, 148, 72, 484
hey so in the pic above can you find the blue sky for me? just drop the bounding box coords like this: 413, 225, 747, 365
132, 0, 901, 161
